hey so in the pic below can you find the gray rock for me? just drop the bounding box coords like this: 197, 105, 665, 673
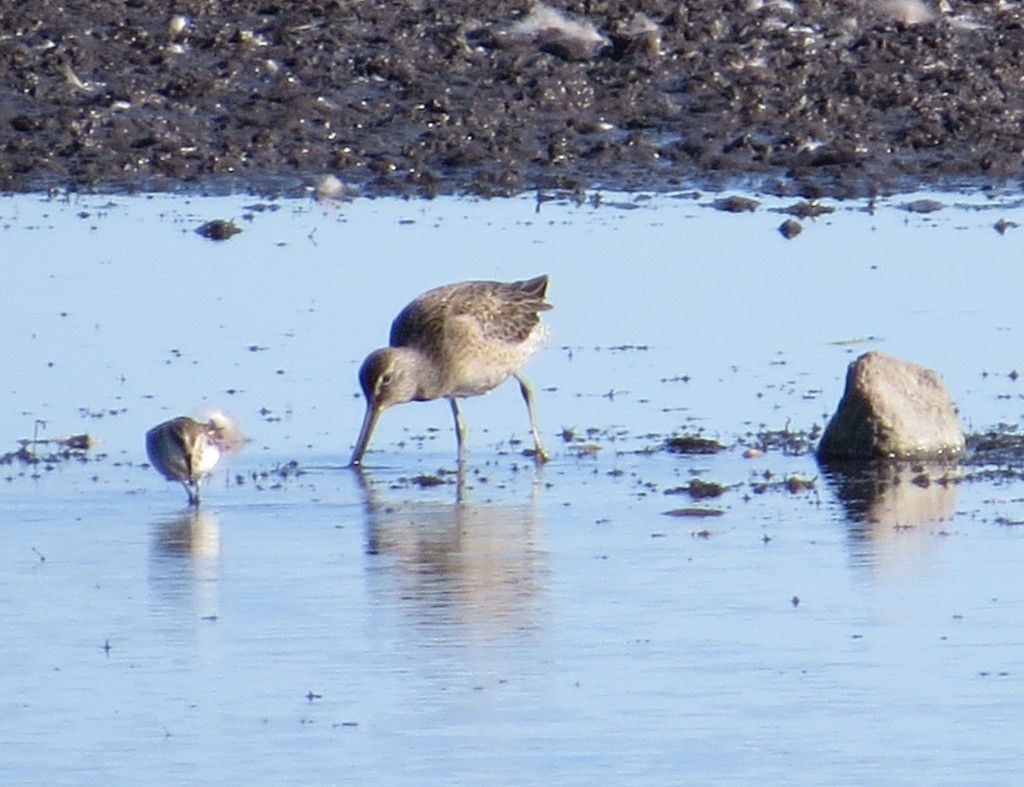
818, 351, 965, 462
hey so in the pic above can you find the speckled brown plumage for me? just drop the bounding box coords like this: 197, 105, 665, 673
390, 275, 551, 351
351, 275, 552, 466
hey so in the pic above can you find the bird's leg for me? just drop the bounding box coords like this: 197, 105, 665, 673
183, 481, 200, 507
449, 397, 467, 459
514, 373, 548, 462
455, 459, 467, 505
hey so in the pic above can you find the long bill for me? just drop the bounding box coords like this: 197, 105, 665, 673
349, 403, 382, 467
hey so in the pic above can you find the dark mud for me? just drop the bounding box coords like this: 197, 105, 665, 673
4, 0, 1024, 198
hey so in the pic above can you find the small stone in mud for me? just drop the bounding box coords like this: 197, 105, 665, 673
196, 219, 241, 240
411, 474, 445, 488
902, 199, 944, 214
779, 201, 835, 220
11, 115, 43, 133
314, 174, 349, 201
505, 3, 610, 61
610, 12, 662, 59
779, 219, 802, 239
877, 0, 936, 25
665, 478, 725, 499
168, 14, 190, 38
665, 435, 725, 454
712, 195, 759, 214
785, 475, 816, 493
994, 219, 1019, 235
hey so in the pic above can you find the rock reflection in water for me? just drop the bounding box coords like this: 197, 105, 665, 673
356, 468, 547, 641
823, 461, 961, 572
149, 508, 221, 618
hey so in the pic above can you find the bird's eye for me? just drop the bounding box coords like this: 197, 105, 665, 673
378, 372, 393, 391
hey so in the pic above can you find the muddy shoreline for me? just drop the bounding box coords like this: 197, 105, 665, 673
3, 1, 1024, 199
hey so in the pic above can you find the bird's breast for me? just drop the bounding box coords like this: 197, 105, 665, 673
190, 441, 221, 478
445, 353, 519, 397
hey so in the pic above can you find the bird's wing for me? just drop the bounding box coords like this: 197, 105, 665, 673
390, 277, 551, 353
452, 278, 552, 345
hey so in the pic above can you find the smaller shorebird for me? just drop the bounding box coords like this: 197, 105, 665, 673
146, 412, 243, 506
350, 275, 552, 466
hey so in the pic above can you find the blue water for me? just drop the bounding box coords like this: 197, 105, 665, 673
2, 189, 1024, 784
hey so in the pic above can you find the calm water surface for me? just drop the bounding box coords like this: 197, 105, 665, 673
3, 190, 1024, 784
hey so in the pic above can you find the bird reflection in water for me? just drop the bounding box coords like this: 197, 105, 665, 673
149, 508, 221, 618
822, 460, 961, 574
354, 465, 547, 640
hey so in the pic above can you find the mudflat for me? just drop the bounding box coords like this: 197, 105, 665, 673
1, 1, 1021, 197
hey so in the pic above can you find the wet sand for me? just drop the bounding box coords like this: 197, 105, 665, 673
3, 0, 1023, 198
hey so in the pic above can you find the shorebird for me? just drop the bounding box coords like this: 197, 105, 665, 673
350, 275, 552, 466
146, 412, 243, 506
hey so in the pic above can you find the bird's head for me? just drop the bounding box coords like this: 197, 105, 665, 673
358, 348, 421, 410
202, 410, 245, 453
350, 348, 422, 466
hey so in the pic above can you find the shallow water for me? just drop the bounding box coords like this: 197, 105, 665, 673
4, 189, 1024, 784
